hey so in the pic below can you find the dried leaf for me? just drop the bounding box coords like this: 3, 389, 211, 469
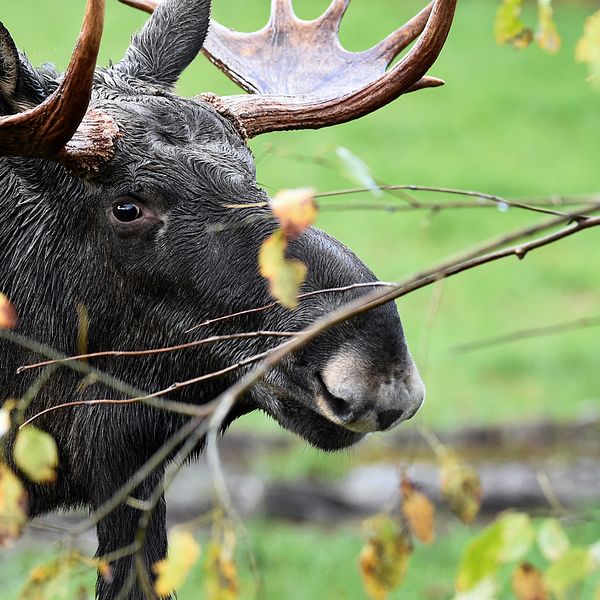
495, 0, 534, 49
439, 450, 482, 524
259, 229, 308, 309
544, 547, 594, 597
576, 10, 600, 84
14, 426, 59, 483
456, 512, 534, 592
0, 463, 28, 547
270, 188, 317, 239
537, 518, 570, 562
536, 0, 561, 53
359, 514, 412, 600
401, 476, 435, 544
335, 147, 382, 197
153, 529, 201, 598
205, 524, 239, 600
512, 563, 548, 600
0, 293, 17, 330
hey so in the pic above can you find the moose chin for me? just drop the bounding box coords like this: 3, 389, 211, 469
0, 0, 455, 598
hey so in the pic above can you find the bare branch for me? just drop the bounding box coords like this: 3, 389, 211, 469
18, 331, 296, 373
453, 315, 600, 354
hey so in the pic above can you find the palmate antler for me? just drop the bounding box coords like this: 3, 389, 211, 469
0, 0, 118, 172
121, 0, 457, 138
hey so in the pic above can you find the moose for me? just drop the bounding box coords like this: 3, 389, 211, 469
0, 0, 456, 597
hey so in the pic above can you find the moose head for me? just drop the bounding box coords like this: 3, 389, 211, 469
0, 0, 456, 597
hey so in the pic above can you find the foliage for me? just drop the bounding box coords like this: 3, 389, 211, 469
153, 529, 201, 597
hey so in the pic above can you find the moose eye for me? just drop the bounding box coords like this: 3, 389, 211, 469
112, 202, 143, 223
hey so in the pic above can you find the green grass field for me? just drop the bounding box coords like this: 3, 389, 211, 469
1, 0, 599, 598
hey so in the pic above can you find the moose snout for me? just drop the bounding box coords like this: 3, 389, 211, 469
315, 350, 425, 434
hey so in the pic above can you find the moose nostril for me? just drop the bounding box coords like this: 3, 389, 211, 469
316, 372, 354, 421
377, 409, 403, 431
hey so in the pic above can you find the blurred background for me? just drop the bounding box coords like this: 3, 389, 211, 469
1, 0, 599, 598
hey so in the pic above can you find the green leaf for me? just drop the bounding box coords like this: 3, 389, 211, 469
456, 512, 534, 592
14, 427, 59, 484
544, 547, 594, 597
495, 0, 533, 49
259, 229, 308, 309
498, 513, 534, 563
154, 529, 201, 598
537, 518, 570, 562
536, 0, 561, 54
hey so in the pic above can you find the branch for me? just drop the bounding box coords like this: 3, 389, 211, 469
453, 315, 600, 354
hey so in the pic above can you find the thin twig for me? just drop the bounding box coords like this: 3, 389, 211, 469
314, 185, 592, 219
453, 315, 600, 354
20, 349, 274, 428
18, 331, 296, 373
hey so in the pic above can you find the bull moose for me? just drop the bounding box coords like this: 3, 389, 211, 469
0, 0, 456, 597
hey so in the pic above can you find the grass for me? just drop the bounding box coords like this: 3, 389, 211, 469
1, 0, 599, 597
3, 512, 600, 599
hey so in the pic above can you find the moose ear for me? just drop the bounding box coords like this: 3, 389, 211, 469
116, 0, 210, 89
0, 21, 54, 115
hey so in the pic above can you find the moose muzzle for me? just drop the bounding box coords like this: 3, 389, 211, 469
315, 349, 425, 433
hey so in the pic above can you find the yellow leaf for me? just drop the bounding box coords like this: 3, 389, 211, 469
0, 293, 17, 330
440, 450, 482, 524
14, 426, 59, 483
270, 188, 317, 239
205, 524, 239, 600
259, 229, 308, 309
536, 0, 561, 54
0, 463, 28, 547
495, 0, 533, 49
153, 529, 201, 598
401, 476, 435, 545
359, 514, 412, 600
512, 563, 548, 600
576, 10, 600, 84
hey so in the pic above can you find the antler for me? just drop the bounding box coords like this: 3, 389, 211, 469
121, 0, 457, 138
0, 0, 118, 172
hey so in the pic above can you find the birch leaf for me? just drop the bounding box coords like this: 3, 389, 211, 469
359, 514, 412, 600
576, 10, 600, 84
495, 0, 533, 49
259, 229, 307, 309
512, 563, 549, 600
439, 450, 482, 524
153, 529, 201, 598
401, 476, 435, 544
0, 293, 17, 330
14, 426, 59, 483
536, 0, 561, 53
270, 188, 317, 239
0, 463, 28, 547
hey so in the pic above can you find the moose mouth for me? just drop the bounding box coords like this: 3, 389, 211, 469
254, 371, 367, 451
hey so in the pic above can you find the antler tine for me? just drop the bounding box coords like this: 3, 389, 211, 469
367, 2, 433, 64
0, 0, 105, 161
270, 0, 295, 25
320, 0, 350, 29
119, 0, 156, 13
